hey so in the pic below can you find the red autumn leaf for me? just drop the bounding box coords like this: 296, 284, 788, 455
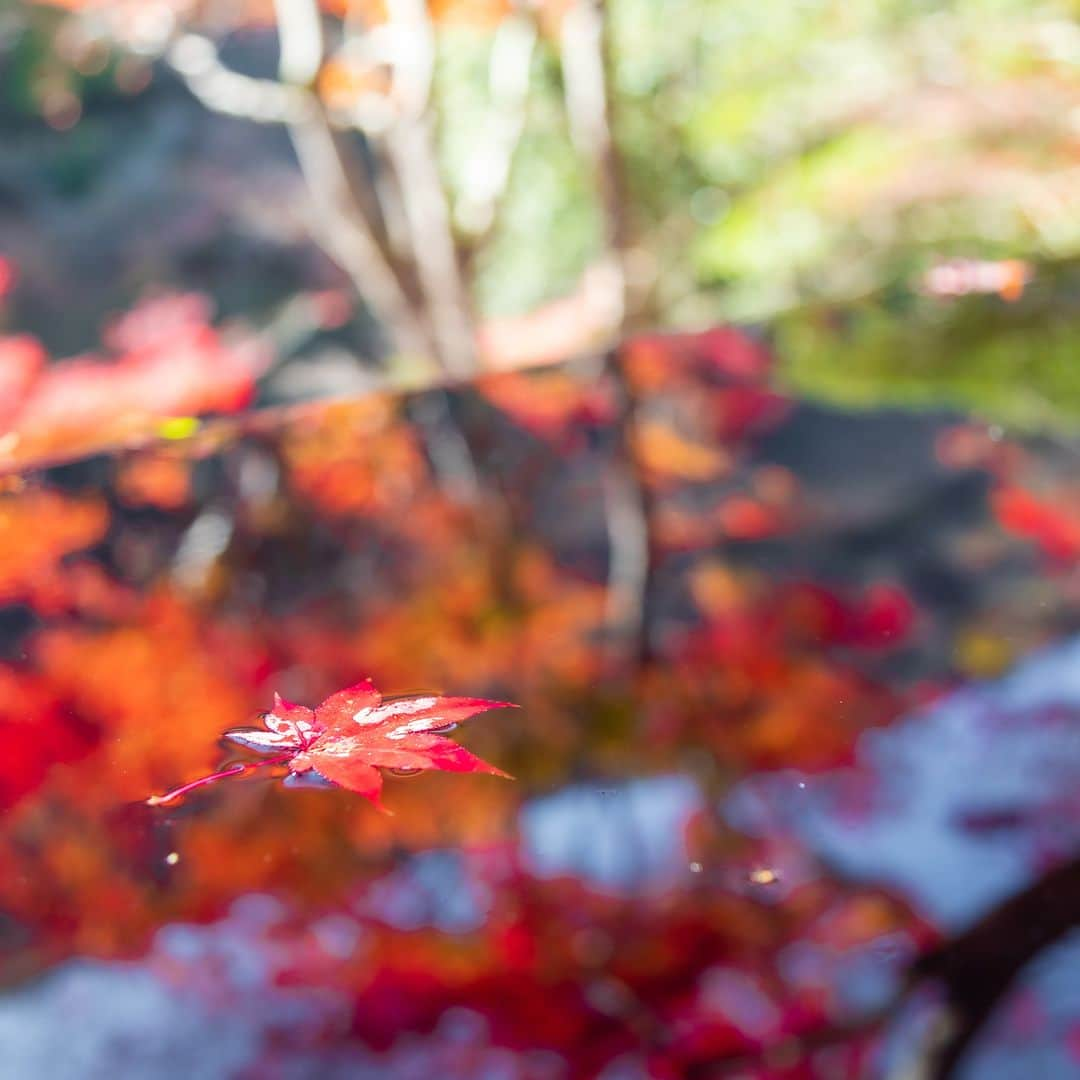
148, 679, 515, 812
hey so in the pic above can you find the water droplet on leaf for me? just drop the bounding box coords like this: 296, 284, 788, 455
283, 770, 335, 790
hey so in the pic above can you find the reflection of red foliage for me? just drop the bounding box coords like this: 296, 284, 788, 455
0, 321, 1041, 1077
993, 486, 1080, 563
713, 385, 790, 443
140, 855, 923, 1079
853, 583, 916, 648
0, 491, 108, 606
0, 294, 266, 471
0, 255, 15, 299
715, 496, 780, 540
938, 422, 1080, 570
0, 667, 98, 811
627, 327, 772, 385
115, 453, 192, 510
480, 370, 615, 446
672, 572, 914, 770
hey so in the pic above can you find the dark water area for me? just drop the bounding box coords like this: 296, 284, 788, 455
1, 331, 1079, 1078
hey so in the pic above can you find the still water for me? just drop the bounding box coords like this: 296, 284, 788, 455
1, 330, 1078, 1078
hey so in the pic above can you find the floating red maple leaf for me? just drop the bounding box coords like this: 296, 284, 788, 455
147, 680, 515, 811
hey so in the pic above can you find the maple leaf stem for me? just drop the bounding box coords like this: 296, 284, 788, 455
146, 752, 294, 807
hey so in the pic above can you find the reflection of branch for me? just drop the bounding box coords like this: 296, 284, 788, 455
405, 390, 479, 502
602, 441, 649, 664
561, 4, 645, 664
273, 0, 322, 87
167, 33, 306, 124
265, 0, 483, 492
288, 106, 436, 363
270, 0, 436, 365
690, 855, 1080, 1079
478, 259, 623, 369
383, 0, 478, 379
560, 0, 627, 326
603, 350, 654, 668
456, 9, 537, 239
169, 16, 434, 364
904, 854, 1080, 1080
386, 120, 477, 376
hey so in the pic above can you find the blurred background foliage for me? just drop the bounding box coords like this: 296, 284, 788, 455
3, 0, 1080, 426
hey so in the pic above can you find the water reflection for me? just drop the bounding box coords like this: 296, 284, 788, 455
750, 635, 1080, 929
1, 330, 1078, 1076
520, 775, 700, 892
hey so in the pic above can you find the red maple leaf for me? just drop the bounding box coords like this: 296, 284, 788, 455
147, 679, 515, 812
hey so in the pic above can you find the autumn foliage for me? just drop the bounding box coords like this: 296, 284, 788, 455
0, 318, 1074, 1074
0, 294, 265, 471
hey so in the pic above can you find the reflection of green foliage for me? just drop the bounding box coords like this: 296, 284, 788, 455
435, 0, 1080, 336
431, 0, 1080, 430
436, 28, 603, 316
678, 0, 1080, 315
0, 3, 120, 118
473, 93, 603, 315
775, 260, 1080, 430
10, 0, 1080, 425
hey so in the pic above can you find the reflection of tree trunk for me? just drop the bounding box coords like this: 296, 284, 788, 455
907, 854, 1080, 1079
272, 0, 438, 365
562, 1, 652, 671
689, 854, 1080, 1078
561, 0, 630, 270
272, 0, 484, 497
405, 390, 479, 503
603, 348, 655, 670
286, 109, 436, 362
382, 0, 478, 380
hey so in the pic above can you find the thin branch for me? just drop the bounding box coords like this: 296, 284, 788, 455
382, 0, 479, 379
405, 390, 480, 502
